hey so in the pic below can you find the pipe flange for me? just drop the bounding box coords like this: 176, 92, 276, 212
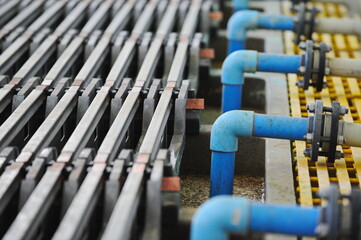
297, 40, 331, 92
318, 185, 361, 239
314, 42, 330, 91
304, 100, 348, 162
304, 100, 323, 161
318, 184, 340, 240
350, 188, 361, 239
293, 3, 319, 44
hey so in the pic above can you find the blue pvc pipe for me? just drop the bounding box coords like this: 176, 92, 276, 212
221, 51, 301, 113
250, 203, 319, 236
191, 196, 320, 240
222, 85, 242, 113
228, 40, 245, 55
254, 114, 308, 140
191, 196, 250, 240
227, 10, 294, 53
210, 152, 235, 196
257, 54, 301, 73
232, 0, 249, 11
258, 15, 295, 30
210, 111, 308, 197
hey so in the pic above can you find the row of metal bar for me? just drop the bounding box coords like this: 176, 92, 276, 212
0, 0, 211, 239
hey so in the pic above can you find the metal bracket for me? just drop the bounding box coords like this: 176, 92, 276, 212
297, 40, 331, 92
304, 100, 348, 162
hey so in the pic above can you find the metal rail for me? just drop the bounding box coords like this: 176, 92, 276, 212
0, 0, 120, 228
102, 1, 201, 239
0, 0, 209, 238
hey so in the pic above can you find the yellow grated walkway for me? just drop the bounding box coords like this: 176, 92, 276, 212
281, 1, 361, 214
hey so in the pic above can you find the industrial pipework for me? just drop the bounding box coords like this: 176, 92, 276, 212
232, 0, 361, 17
192, 185, 361, 240
227, 6, 361, 53
211, 100, 361, 196
222, 42, 361, 112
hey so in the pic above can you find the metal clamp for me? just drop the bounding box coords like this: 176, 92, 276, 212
304, 100, 348, 162
317, 184, 361, 239
297, 40, 331, 92
292, 3, 319, 44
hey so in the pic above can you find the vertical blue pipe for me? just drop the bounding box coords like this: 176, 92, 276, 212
228, 40, 245, 55
232, 0, 249, 11
222, 85, 242, 113
257, 54, 301, 73
250, 203, 319, 236
253, 114, 308, 140
210, 152, 236, 197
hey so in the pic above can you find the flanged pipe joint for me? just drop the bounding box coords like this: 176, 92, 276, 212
222, 45, 361, 113
210, 100, 361, 196
227, 6, 361, 54
191, 185, 361, 240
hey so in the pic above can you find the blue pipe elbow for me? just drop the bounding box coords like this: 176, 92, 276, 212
210, 111, 308, 196
191, 196, 251, 240
232, 0, 249, 11
191, 196, 320, 240
227, 10, 294, 53
221, 50, 301, 112
227, 10, 259, 54
221, 50, 257, 112
211, 110, 254, 153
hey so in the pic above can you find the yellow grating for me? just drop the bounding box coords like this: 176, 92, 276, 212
281, 0, 361, 215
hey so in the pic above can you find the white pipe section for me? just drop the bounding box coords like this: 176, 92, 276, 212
327, 58, 361, 78
315, 18, 361, 37
342, 121, 361, 147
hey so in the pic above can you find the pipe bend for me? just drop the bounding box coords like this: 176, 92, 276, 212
222, 50, 257, 85
232, 0, 249, 11
191, 196, 250, 240
227, 10, 259, 42
211, 110, 254, 152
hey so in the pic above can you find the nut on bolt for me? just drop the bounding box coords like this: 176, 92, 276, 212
339, 106, 349, 116
307, 103, 315, 113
